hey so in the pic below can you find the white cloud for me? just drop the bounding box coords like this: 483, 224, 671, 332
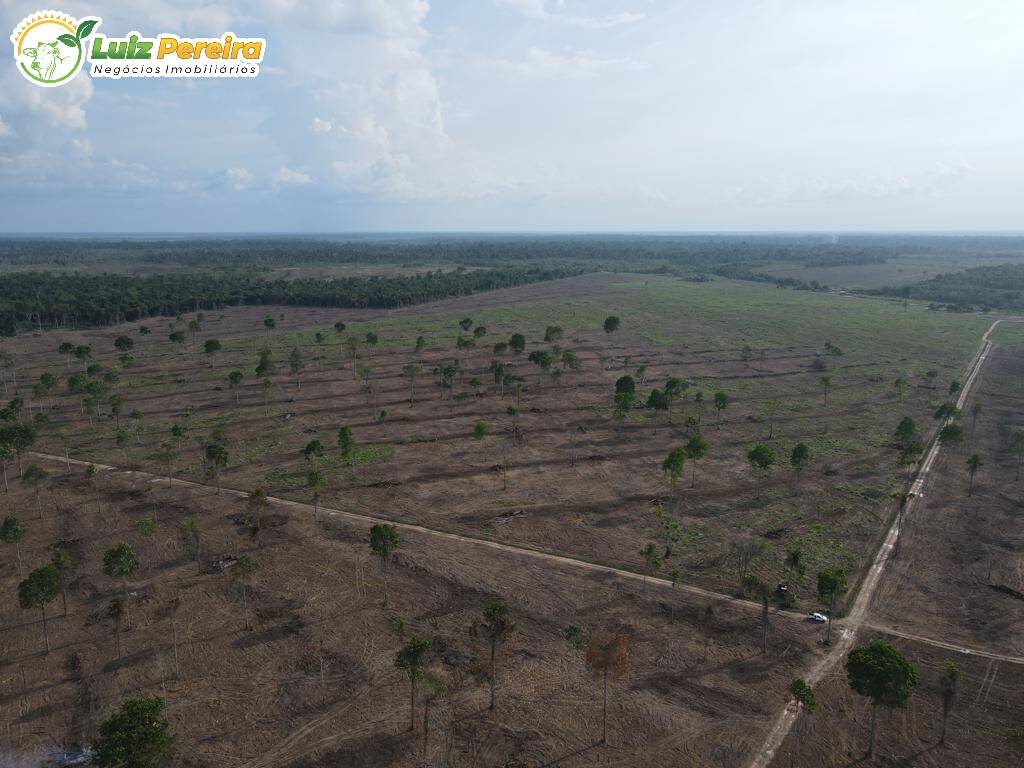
494, 0, 645, 28
273, 166, 313, 186
311, 117, 333, 133
496, 47, 640, 79
226, 166, 254, 190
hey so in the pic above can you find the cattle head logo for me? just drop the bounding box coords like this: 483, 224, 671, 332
11, 11, 100, 87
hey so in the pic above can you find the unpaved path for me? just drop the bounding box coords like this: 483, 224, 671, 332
28, 453, 784, 622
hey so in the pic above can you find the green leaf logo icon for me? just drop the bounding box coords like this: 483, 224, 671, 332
75, 19, 99, 40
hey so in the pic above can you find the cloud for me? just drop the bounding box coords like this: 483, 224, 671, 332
311, 117, 333, 133
495, 47, 640, 79
494, 0, 645, 28
273, 166, 313, 186
226, 166, 254, 190
723, 160, 973, 207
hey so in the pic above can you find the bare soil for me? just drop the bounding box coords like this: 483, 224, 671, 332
1, 463, 819, 767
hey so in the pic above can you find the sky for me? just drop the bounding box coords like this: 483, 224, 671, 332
0, 0, 1022, 233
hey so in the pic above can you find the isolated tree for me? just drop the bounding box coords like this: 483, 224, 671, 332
402, 363, 421, 404
893, 377, 907, 403
613, 390, 635, 419
231, 555, 259, 631
245, 488, 271, 547
58, 341, 74, 368
938, 660, 960, 746
92, 696, 175, 768
789, 442, 811, 482
203, 339, 221, 367
788, 678, 817, 768
509, 333, 526, 354
103, 543, 139, 628
586, 633, 629, 745
255, 347, 275, 377
179, 517, 202, 573
816, 568, 848, 645
471, 600, 516, 710
820, 375, 832, 407
307, 466, 324, 520
713, 391, 729, 429
0, 442, 13, 492
205, 442, 228, 491
155, 442, 176, 488
49, 545, 72, 614
647, 388, 669, 419
169, 331, 185, 346
338, 425, 356, 463
333, 321, 346, 334
746, 443, 776, 495
966, 454, 983, 494
934, 401, 960, 421
364, 331, 379, 347
563, 624, 585, 652
369, 523, 400, 607
4, 422, 37, 473
303, 439, 324, 460
288, 347, 304, 390
949, 379, 961, 397
939, 423, 964, 447
894, 416, 917, 447
18, 462, 48, 518
107, 596, 126, 659
603, 316, 621, 334
227, 370, 243, 404
684, 433, 708, 487
414, 335, 426, 354
473, 420, 490, 440
458, 317, 473, 332
18, 563, 61, 653
639, 542, 662, 587
263, 316, 276, 337
846, 640, 917, 758
1, 515, 26, 577
395, 635, 432, 732
662, 447, 685, 496
73, 344, 92, 369
730, 536, 766, 594
761, 398, 781, 440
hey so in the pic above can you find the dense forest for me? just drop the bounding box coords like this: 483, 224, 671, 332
0, 265, 583, 335
874, 263, 1024, 311
4, 233, 1010, 271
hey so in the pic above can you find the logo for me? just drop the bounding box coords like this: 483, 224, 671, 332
11, 10, 97, 86
11, 10, 265, 87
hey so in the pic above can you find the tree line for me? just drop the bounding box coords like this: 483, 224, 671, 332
0, 265, 583, 335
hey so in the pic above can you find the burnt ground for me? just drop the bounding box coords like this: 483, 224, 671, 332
1, 466, 819, 767
770, 342, 1024, 768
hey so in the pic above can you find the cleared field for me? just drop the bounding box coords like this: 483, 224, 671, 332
0, 461, 819, 767
1, 273, 996, 607
763, 253, 1024, 290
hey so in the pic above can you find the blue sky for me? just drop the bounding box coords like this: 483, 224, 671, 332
1, 0, 1022, 232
